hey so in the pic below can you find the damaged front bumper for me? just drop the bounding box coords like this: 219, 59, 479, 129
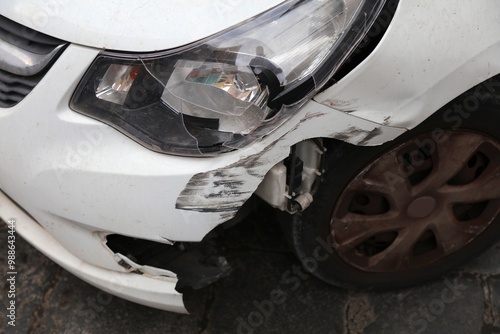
0, 190, 185, 313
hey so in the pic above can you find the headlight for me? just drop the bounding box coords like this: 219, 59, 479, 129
70, 0, 386, 156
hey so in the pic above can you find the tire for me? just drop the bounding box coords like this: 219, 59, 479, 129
283, 90, 500, 289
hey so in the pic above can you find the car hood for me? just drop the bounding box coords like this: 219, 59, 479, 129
0, 0, 284, 52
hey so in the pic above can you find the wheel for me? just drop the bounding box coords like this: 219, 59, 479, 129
283, 95, 500, 289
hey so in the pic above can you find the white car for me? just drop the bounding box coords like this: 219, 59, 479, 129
1, 0, 499, 313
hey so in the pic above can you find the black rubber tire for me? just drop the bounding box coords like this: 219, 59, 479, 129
283, 84, 500, 289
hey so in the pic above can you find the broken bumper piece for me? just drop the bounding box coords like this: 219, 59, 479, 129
0, 190, 186, 313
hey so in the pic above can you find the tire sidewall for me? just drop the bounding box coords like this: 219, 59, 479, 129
289, 96, 500, 289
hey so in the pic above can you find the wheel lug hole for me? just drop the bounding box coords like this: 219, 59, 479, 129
355, 195, 370, 206
475, 166, 485, 179
468, 155, 478, 168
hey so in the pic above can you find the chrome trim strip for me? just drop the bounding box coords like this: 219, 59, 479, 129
0, 39, 65, 76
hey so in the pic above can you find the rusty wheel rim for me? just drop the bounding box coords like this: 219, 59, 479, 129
330, 130, 500, 272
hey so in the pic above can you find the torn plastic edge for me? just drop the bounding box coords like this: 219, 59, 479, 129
116, 253, 178, 278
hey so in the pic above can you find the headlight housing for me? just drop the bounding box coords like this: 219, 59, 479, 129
70, 0, 386, 156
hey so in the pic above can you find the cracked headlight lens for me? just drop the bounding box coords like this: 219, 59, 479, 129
71, 0, 386, 156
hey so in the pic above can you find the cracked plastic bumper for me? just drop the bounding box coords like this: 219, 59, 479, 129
0, 190, 186, 313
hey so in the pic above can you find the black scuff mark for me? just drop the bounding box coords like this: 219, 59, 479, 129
302, 111, 327, 120
247, 168, 266, 178
212, 179, 245, 189
330, 126, 383, 146
330, 126, 372, 142
358, 128, 383, 145
219, 212, 236, 221
288, 111, 327, 134
321, 98, 359, 112
186, 206, 244, 213
206, 189, 251, 199
160, 236, 175, 245
176, 138, 283, 214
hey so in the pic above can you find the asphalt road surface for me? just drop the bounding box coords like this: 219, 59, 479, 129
2, 204, 500, 334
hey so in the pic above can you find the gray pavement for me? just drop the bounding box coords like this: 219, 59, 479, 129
1, 206, 500, 334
